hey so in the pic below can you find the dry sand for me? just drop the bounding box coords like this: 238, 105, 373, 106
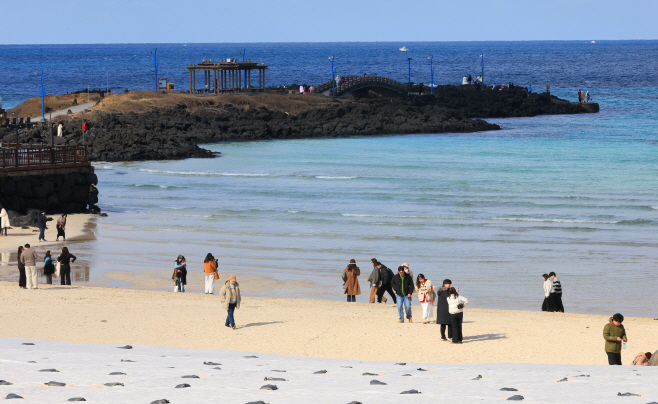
0, 281, 655, 366
0, 213, 94, 254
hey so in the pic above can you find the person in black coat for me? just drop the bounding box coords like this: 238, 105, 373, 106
43, 250, 55, 284
436, 279, 456, 341
37, 211, 48, 242
375, 262, 397, 304
391, 266, 414, 323
17, 246, 27, 289
57, 247, 77, 285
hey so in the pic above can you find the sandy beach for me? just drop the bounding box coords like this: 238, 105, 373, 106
0, 281, 655, 366
0, 213, 95, 253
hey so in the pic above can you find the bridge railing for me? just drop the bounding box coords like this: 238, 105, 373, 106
0, 145, 89, 170
314, 75, 407, 96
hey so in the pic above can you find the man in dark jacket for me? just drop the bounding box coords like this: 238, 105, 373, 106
375, 262, 396, 304
603, 313, 627, 365
436, 279, 457, 341
391, 266, 414, 323
37, 211, 48, 242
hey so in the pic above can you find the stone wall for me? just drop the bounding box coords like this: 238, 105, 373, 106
0, 165, 97, 214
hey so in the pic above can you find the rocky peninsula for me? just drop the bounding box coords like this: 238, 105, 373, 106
1, 86, 598, 162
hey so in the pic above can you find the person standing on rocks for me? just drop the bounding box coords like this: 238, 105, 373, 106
57, 246, 76, 286
17, 246, 26, 289
220, 275, 241, 329
549, 272, 564, 312
20, 243, 38, 289
391, 266, 414, 323
447, 287, 468, 344
37, 211, 48, 242
367, 258, 380, 303
43, 250, 55, 285
375, 262, 394, 304
586, 91, 591, 103
57, 123, 63, 137
436, 279, 454, 341
0, 205, 10, 236
603, 313, 627, 365
203, 253, 218, 294
88, 183, 100, 213
173, 255, 187, 293
578, 89, 583, 103
56, 214, 67, 241
415, 274, 434, 324
343, 259, 361, 302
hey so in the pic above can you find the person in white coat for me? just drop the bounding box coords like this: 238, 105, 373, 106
447, 287, 468, 344
0, 206, 10, 236
542, 273, 555, 312
57, 123, 63, 137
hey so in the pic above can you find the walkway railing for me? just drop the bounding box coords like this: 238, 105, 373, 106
0, 145, 89, 171
314, 75, 407, 96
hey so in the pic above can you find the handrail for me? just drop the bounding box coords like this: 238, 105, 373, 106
0, 145, 89, 170
314, 75, 407, 96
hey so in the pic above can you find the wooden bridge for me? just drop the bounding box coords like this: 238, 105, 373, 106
0, 145, 89, 172
314, 75, 408, 97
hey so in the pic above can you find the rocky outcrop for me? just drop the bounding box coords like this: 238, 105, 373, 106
649, 350, 658, 366
0, 167, 97, 214
0, 86, 598, 162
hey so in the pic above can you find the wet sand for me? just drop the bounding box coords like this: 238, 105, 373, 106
1, 281, 656, 365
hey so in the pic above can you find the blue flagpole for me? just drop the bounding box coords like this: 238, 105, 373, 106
41, 70, 44, 120
154, 48, 158, 91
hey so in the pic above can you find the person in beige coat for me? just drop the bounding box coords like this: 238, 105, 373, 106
220, 275, 241, 330
343, 259, 361, 302
20, 243, 38, 289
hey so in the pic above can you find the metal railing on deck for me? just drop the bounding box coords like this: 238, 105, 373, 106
0, 145, 89, 170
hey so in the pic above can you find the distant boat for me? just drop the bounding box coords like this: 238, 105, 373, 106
590, 41, 596, 43
399, 46, 408, 52
183, 44, 188, 47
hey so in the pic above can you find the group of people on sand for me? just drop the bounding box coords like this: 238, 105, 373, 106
343, 259, 469, 344
16, 244, 77, 288
0, 209, 67, 242
172, 254, 241, 329
541, 272, 564, 312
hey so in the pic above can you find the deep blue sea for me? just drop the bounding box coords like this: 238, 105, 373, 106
1, 41, 658, 317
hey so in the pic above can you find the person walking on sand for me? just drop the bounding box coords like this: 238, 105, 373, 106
541, 274, 555, 312
447, 287, 468, 344
375, 262, 394, 304
57, 247, 76, 286
56, 214, 67, 241
391, 266, 414, 323
0, 205, 10, 236
20, 243, 38, 289
343, 259, 361, 302
173, 255, 187, 293
37, 211, 48, 242
220, 275, 241, 330
415, 274, 434, 324
367, 258, 380, 303
43, 251, 55, 285
436, 279, 455, 341
549, 272, 564, 312
17, 246, 26, 289
203, 253, 219, 294
603, 313, 627, 365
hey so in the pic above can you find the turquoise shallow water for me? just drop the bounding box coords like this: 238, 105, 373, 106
73, 86, 658, 317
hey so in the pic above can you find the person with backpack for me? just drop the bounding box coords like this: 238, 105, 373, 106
603, 313, 627, 365
447, 287, 468, 344
43, 250, 55, 284
391, 266, 414, 323
375, 262, 395, 304
343, 259, 361, 302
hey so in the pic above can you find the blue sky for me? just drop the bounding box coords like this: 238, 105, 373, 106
1, 0, 656, 44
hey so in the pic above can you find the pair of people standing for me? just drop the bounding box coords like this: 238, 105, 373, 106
435, 279, 468, 344
173, 255, 187, 292
203, 253, 220, 294
542, 272, 564, 312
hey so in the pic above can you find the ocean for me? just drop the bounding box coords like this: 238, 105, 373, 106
1, 41, 657, 317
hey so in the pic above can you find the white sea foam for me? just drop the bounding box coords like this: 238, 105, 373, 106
139, 169, 270, 177
315, 176, 356, 179
493, 217, 619, 224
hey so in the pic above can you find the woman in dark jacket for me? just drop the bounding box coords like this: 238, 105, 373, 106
43, 250, 55, 284
435, 279, 454, 341
57, 247, 77, 285
173, 255, 187, 292
17, 246, 26, 289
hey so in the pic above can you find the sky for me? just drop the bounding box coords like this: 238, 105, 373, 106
1, 0, 656, 44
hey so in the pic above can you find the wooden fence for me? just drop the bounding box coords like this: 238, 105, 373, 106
0, 145, 89, 171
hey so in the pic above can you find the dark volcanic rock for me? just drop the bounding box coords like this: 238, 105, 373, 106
6, 393, 23, 399
260, 384, 278, 391
67, 398, 86, 402
45, 381, 66, 386
401, 389, 421, 394
370, 380, 387, 385
507, 395, 525, 401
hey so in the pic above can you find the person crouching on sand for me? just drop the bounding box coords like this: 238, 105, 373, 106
603, 313, 627, 365
415, 274, 434, 324
220, 275, 241, 329
343, 259, 361, 302
391, 266, 414, 323
203, 253, 219, 294
173, 255, 187, 293
447, 287, 468, 344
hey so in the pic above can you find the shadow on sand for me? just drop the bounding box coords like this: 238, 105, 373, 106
240, 321, 284, 329
461, 333, 507, 343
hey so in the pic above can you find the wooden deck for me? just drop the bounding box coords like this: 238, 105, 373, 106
0, 145, 89, 171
